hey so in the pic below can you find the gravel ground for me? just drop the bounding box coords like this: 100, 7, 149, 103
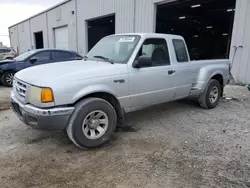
0, 86, 11, 110
0, 85, 249, 188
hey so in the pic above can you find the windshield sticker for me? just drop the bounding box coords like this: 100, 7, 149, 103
119, 37, 135, 43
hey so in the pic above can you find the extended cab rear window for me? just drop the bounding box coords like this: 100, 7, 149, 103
172, 39, 189, 63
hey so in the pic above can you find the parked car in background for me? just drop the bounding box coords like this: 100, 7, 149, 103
11, 33, 230, 148
0, 49, 82, 87
0, 47, 18, 60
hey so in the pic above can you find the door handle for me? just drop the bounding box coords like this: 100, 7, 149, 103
168, 70, 176, 75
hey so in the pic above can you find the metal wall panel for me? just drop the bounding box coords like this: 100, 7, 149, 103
115, 0, 135, 33
134, 0, 175, 32
30, 13, 48, 49
230, 0, 250, 83
134, 0, 156, 32
17, 21, 32, 53
76, 0, 135, 54
9, 26, 19, 53
245, 1, 250, 83
47, 0, 77, 51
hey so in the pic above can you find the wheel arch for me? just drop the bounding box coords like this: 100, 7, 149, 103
210, 74, 224, 97
1, 70, 16, 86
0, 70, 16, 79
198, 68, 224, 95
0, 69, 16, 75
197, 64, 225, 88
5, 57, 14, 60
73, 91, 124, 125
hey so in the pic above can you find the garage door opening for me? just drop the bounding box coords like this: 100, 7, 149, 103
87, 15, 115, 51
54, 26, 69, 50
156, 0, 236, 60
34, 31, 44, 49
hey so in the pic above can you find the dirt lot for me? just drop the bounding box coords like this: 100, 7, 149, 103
0, 85, 249, 188
0, 86, 11, 110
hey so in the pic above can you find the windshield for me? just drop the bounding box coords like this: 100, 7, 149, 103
87, 35, 141, 63
14, 50, 37, 61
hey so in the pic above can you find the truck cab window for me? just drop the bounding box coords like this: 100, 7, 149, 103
136, 38, 170, 67
172, 39, 189, 63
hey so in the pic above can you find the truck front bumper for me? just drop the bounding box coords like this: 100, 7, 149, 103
11, 93, 75, 130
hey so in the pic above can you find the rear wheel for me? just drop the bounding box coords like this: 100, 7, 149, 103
1, 71, 15, 87
66, 98, 117, 148
198, 79, 222, 109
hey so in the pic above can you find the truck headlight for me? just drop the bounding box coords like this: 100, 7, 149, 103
29, 86, 54, 103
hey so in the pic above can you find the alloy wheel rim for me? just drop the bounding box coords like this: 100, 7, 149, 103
209, 86, 219, 104
82, 110, 109, 140
6, 73, 14, 85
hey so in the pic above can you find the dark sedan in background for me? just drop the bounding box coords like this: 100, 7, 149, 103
0, 49, 82, 87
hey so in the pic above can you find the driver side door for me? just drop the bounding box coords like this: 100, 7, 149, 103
28, 51, 52, 66
128, 38, 176, 110
14, 51, 52, 72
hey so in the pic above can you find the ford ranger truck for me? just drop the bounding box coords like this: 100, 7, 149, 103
11, 33, 230, 148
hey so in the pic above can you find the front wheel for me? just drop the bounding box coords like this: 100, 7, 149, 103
1, 71, 15, 87
66, 98, 117, 148
198, 79, 222, 109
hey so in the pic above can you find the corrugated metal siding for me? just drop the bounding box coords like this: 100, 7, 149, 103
134, 0, 175, 32
78, 0, 115, 19
9, 26, 19, 52
47, 0, 77, 51
30, 13, 48, 49
230, 0, 250, 83
135, 0, 156, 32
17, 21, 32, 53
76, 0, 135, 54
240, 1, 250, 83
76, 0, 177, 54
245, 1, 250, 83
115, 0, 135, 33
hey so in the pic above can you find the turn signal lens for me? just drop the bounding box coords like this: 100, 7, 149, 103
41, 88, 54, 103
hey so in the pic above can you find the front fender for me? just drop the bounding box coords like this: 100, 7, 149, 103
72, 84, 118, 103
0, 62, 19, 72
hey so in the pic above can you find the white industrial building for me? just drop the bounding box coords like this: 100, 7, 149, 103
9, 0, 250, 84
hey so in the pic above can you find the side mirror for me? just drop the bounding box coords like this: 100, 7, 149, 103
29, 57, 37, 64
133, 55, 152, 68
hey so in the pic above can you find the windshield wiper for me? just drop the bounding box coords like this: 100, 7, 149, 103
93, 55, 114, 64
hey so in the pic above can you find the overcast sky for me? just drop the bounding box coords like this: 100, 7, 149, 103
0, 0, 64, 46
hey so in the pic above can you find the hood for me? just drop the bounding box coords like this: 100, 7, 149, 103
15, 60, 128, 86
0, 59, 17, 65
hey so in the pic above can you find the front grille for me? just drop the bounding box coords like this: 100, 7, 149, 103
14, 80, 27, 99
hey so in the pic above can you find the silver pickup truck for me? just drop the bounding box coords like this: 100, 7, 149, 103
11, 33, 230, 148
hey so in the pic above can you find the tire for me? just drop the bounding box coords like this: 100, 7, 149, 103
198, 79, 222, 109
66, 98, 117, 148
1, 71, 15, 87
